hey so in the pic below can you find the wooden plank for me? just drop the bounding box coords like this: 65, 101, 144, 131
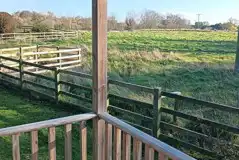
109, 79, 154, 93
121, 119, 152, 134
80, 121, 87, 160
0, 64, 19, 72
0, 56, 20, 63
12, 134, 20, 160
23, 61, 55, 71
23, 49, 81, 56
145, 144, 154, 160
159, 134, 217, 157
161, 108, 239, 134
161, 91, 239, 113
109, 94, 153, 109
45, 60, 81, 67
114, 127, 121, 160
31, 130, 38, 160
0, 72, 20, 80
59, 81, 92, 92
23, 80, 55, 91
59, 64, 81, 70
48, 127, 56, 160
59, 69, 92, 79
105, 123, 112, 160
23, 71, 55, 81
122, 132, 131, 160
153, 88, 160, 137
27, 55, 80, 63
99, 113, 196, 160
133, 138, 142, 160
92, 0, 108, 160
59, 91, 92, 103
65, 124, 72, 160
0, 113, 96, 136
108, 105, 153, 120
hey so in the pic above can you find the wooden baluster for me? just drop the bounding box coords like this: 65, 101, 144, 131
133, 138, 142, 160
48, 127, 56, 160
122, 132, 131, 160
114, 127, 121, 160
12, 133, 20, 160
31, 130, 38, 160
65, 124, 72, 160
80, 121, 87, 160
145, 144, 154, 160
105, 123, 112, 160
158, 152, 169, 160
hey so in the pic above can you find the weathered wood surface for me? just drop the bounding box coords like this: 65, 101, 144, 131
0, 113, 96, 136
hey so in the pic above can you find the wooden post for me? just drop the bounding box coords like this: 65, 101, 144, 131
19, 47, 23, 90
92, 0, 108, 160
35, 45, 39, 72
173, 92, 182, 124
153, 88, 161, 138
55, 68, 60, 103
56, 46, 62, 68
235, 29, 239, 72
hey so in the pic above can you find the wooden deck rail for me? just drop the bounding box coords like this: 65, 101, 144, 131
0, 113, 96, 160
100, 112, 196, 160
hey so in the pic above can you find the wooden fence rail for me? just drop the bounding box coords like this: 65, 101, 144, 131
0, 113, 96, 160
0, 53, 238, 159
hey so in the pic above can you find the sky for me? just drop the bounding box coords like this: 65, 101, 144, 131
0, 0, 239, 24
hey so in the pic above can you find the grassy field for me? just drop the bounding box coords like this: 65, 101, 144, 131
44, 30, 239, 107
0, 87, 93, 160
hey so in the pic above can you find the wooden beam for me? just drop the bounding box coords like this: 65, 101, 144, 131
92, 0, 108, 160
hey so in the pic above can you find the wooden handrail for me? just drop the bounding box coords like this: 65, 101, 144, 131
0, 113, 96, 136
99, 112, 196, 160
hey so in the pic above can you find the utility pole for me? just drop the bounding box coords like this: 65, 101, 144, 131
196, 14, 202, 29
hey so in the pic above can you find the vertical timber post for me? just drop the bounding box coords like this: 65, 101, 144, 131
19, 47, 23, 90
92, 0, 108, 160
235, 29, 239, 72
173, 92, 182, 124
55, 68, 59, 104
153, 88, 161, 138
56, 46, 61, 68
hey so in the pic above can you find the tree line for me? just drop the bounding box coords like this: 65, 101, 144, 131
0, 10, 238, 33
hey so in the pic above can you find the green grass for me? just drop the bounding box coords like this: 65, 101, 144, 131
0, 87, 93, 160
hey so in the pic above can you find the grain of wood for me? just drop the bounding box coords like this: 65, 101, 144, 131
114, 127, 122, 160
31, 130, 38, 160
48, 127, 56, 160
145, 144, 154, 160
65, 124, 72, 160
105, 123, 112, 160
80, 121, 87, 160
122, 132, 131, 160
133, 138, 142, 160
12, 134, 20, 160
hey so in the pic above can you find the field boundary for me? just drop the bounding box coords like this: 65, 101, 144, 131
0, 47, 238, 158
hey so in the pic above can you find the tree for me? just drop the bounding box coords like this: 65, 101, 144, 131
108, 15, 118, 30
32, 23, 50, 32
125, 12, 137, 31
162, 14, 190, 29
139, 10, 163, 29
0, 12, 15, 33
195, 21, 209, 29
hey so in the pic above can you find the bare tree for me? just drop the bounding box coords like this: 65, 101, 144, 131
163, 14, 190, 29
125, 12, 137, 31
139, 10, 164, 29
0, 12, 15, 33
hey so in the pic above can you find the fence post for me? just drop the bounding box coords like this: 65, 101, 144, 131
56, 46, 61, 68
35, 45, 39, 72
173, 92, 182, 124
153, 87, 161, 138
235, 29, 239, 72
54, 68, 60, 104
19, 47, 23, 90
78, 48, 81, 65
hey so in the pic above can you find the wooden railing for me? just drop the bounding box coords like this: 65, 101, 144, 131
0, 111, 195, 160
0, 31, 79, 43
100, 112, 196, 160
0, 113, 96, 160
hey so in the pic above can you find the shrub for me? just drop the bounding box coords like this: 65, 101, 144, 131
32, 23, 50, 32
0, 12, 15, 33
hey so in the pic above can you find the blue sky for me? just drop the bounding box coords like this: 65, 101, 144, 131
1, 0, 239, 24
